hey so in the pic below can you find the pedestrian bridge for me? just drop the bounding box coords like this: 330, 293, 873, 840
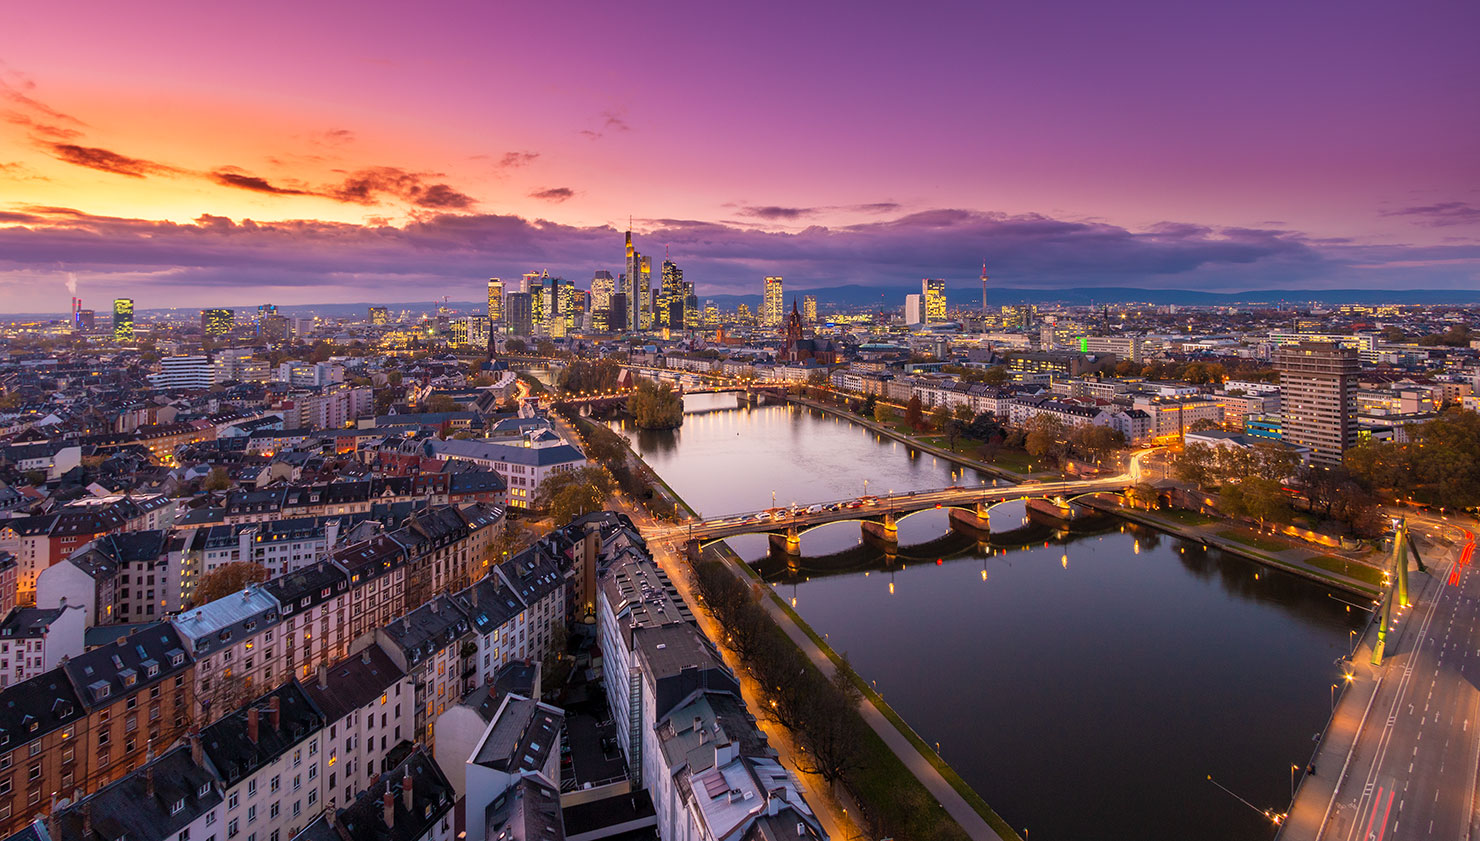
646, 478, 1133, 557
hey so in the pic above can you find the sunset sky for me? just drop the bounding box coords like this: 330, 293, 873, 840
2, 0, 1477, 312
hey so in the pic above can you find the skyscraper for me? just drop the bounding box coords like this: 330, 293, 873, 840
659, 259, 684, 329
802, 295, 817, 324
504, 292, 533, 337
487, 278, 503, 322
113, 298, 134, 341
683, 281, 699, 330
762, 276, 784, 328
904, 294, 924, 326
922, 278, 946, 323
637, 255, 653, 330
368, 306, 389, 325
200, 308, 234, 337
625, 229, 655, 332
1278, 341, 1359, 466
590, 271, 615, 332
608, 292, 629, 332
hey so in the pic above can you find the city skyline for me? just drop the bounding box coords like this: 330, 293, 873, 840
2, 1, 1478, 311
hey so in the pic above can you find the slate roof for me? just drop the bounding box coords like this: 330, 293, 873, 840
200, 681, 325, 787
302, 646, 406, 724
62, 624, 192, 709
331, 748, 455, 841
49, 745, 222, 841
0, 667, 85, 753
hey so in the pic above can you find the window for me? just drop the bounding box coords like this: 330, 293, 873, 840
228, 792, 239, 810
291, 802, 300, 818
171, 798, 186, 816
270, 776, 279, 793
269, 802, 278, 819
205, 811, 217, 827
0, 778, 11, 795
247, 779, 257, 796
227, 819, 238, 839
247, 805, 256, 823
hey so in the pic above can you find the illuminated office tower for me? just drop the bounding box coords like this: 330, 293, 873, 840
659, 259, 684, 329
737, 303, 752, 323
591, 271, 615, 332
703, 301, 719, 328
637, 255, 653, 330
200, 308, 234, 337
524, 271, 548, 330
487, 278, 503, 321
802, 295, 817, 324
113, 298, 134, 341
762, 276, 784, 327
922, 278, 946, 323
368, 306, 389, 325
451, 315, 489, 348
683, 282, 699, 330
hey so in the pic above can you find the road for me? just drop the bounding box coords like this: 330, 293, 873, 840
1285, 514, 1479, 841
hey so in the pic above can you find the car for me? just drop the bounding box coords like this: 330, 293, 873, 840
807, 504, 824, 514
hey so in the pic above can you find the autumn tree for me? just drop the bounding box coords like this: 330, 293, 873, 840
194, 562, 270, 606
533, 466, 615, 523
905, 395, 925, 430
203, 467, 231, 492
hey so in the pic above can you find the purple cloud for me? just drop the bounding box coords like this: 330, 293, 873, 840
529, 187, 575, 202
1382, 202, 1480, 227
44, 143, 179, 178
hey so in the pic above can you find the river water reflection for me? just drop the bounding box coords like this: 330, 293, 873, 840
615, 394, 1365, 841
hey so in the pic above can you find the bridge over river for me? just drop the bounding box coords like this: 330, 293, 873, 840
644, 477, 1135, 556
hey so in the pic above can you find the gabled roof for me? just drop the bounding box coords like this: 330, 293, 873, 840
49, 745, 222, 841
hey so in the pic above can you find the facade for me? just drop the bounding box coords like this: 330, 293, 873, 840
904, 294, 923, 326
487, 279, 503, 323
301, 646, 413, 812
65, 624, 194, 794
922, 278, 946, 323
0, 669, 88, 834
426, 439, 585, 509
590, 271, 614, 332
202, 309, 235, 337
504, 293, 533, 337
112, 299, 134, 342
762, 277, 783, 328
1277, 341, 1359, 466
0, 606, 86, 688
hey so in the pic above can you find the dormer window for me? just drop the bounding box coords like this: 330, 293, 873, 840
170, 798, 185, 815
198, 783, 210, 797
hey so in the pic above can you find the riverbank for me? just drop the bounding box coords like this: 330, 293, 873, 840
1083, 497, 1383, 598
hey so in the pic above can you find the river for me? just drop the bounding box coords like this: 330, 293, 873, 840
612, 393, 1365, 841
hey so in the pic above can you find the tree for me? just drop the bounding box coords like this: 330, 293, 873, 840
1188, 417, 1221, 433
536, 340, 559, 357
533, 466, 615, 523
980, 365, 1010, 385
929, 405, 950, 432
873, 403, 895, 425
194, 562, 270, 606
1221, 477, 1288, 527
952, 403, 975, 425
1023, 414, 1065, 464
627, 379, 684, 429
203, 467, 231, 492
1172, 443, 1219, 488
905, 395, 925, 430
505, 338, 528, 354
423, 395, 461, 413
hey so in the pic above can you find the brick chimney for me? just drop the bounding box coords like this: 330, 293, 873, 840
247, 707, 260, 743
401, 774, 413, 811
188, 726, 202, 766
382, 790, 395, 828
268, 696, 281, 729
317, 663, 329, 690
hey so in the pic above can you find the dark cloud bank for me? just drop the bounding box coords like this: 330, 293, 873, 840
0, 206, 1476, 310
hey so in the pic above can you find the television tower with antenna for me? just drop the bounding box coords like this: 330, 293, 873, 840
980, 259, 989, 315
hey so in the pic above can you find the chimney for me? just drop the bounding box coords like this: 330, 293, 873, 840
402, 774, 413, 811
317, 663, 329, 690
83, 804, 93, 838
429, 599, 439, 614
247, 707, 260, 743
188, 726, 202, 766
382, 790, 395, 828
268, 696, 281, 729
361, 648, 371, 665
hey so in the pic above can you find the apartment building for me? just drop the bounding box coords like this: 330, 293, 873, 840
1277, 341, 1359, 466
